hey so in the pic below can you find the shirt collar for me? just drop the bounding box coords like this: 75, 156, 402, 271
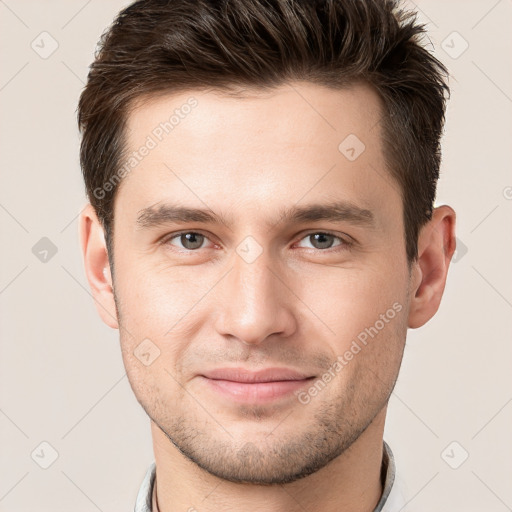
134, 441, 398, 512
373, 440, 396, 512
134, 461, 155, 512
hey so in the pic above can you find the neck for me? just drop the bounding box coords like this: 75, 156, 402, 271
151, 408, 387, 512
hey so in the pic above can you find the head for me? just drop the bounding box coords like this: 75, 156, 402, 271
79, 0, 455, 485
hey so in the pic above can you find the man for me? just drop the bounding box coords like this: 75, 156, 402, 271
78, 0, 456, 510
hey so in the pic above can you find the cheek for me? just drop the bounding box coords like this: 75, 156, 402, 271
301, 263, 408, 334
113, 259, 223, 379
302, 270, 408, 404
115, 259, 211, 332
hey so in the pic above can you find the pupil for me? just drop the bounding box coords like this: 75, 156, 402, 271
312, 233, 332, 249
182, 233, 203, 249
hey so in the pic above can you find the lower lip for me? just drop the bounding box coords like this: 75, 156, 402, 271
201, 377, 314, 403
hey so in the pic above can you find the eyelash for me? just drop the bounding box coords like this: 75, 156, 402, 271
160, 230, 353, 253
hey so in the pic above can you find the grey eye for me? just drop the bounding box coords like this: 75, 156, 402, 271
309, 233, 335, 249
171, 232, 206, 250
297, 233, 343, 250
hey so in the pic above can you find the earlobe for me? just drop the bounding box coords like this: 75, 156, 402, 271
79, 204, 119, 329
408, 205, 456, 329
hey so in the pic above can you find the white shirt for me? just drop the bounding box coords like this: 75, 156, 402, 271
134, 441, 407, 512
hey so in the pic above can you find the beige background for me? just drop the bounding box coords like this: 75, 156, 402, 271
0, 0, 511, 510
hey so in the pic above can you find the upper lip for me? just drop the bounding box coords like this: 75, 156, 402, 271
201, 367, 314, 383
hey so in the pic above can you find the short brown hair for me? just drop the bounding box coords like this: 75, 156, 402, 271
78, 0, 449, 262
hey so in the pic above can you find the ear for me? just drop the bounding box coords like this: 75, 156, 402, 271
79, 203, 119, 329
408, 205, 456, 329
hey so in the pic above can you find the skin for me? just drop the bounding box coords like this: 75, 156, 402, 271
80, 82, 456, 512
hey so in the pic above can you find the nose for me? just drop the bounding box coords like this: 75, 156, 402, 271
214, 251, 297, 346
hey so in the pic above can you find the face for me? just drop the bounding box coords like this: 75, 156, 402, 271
110, 82, 412, 484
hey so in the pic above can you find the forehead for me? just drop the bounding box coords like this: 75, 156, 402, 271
125, 81, 383, 154
116, 82, 397, 226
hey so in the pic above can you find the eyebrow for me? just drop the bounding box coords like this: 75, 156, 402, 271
278, 202, 374, 226
137, 203, 225, 229
136, 201, 375, 230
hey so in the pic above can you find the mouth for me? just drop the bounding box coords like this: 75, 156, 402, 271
198, 367, 316, 403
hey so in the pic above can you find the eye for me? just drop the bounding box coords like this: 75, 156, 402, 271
166, 232, 212, 251
296, 232, 347, 250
